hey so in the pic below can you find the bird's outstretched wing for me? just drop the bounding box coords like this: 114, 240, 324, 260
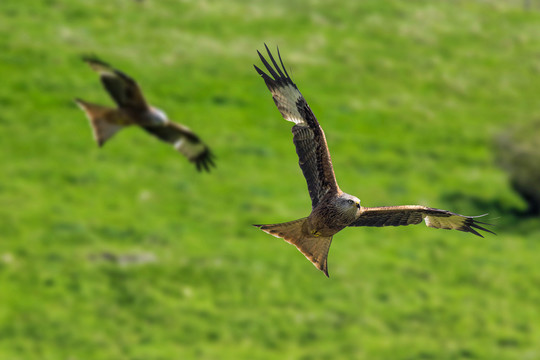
141, 122, 215, 172
82, 56, 149, 112
254, 45, 340, 208
349, 205, 495, 237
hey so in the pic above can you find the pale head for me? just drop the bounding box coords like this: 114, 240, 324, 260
335, 193, 361, 215
149, 107, 169, 125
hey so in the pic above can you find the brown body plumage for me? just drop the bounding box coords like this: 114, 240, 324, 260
308, 193, 360, 236
253, 45, 494, 277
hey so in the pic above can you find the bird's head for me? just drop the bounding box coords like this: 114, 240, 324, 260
149, 107, 169, 124
336, 193, 361, 215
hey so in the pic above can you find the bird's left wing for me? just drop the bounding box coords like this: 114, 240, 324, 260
349, 205, 494, 237
254, 45, 340, 208
141, 122, 215, 172
83, 56, 149, 112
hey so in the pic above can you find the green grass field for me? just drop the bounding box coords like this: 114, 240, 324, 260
1, 0, 540, 359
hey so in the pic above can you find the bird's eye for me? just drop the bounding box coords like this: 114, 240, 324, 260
348, 199, 354, 204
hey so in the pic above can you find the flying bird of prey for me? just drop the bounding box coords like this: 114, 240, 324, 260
75, 56, 214, 172
253, 45, 494, 277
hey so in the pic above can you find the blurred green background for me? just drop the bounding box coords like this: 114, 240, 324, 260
1, 0, 539, 359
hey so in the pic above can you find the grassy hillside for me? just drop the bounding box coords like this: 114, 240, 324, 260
1, 0, 539, 359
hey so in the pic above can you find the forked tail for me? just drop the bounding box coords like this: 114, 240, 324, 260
74, 98, 125, 147
254, 218, 333, 277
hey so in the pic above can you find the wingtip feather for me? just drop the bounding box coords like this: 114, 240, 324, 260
81, 55, 111, 69
193, 148, 215, 173
461, 214, 496, 237
253, 64, 265, 76
470, 222, 496, 236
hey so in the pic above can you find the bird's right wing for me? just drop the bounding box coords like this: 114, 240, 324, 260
83, 56, 149, 112
254, 45, 340, 208
349, 205, 495, 237
141, 121, 215, 172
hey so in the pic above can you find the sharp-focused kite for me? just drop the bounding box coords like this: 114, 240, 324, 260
254, 45, 494, 277
75, 57, 214, 172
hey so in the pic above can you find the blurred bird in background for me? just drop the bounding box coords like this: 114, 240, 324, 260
75, 56, 214, 172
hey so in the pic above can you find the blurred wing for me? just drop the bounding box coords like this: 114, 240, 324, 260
83, 56, 149, 112
141, 121, 215, 172
349, 205, 495, 238
254, 45, 340, 208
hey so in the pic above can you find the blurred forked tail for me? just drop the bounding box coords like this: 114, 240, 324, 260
254, 218, 333, 277
75, 98, 125, 147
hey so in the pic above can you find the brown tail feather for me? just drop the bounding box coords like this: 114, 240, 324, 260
254, 218, 333, 277
74, 98, 125, 147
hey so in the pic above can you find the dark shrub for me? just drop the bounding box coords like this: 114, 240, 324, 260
494, 120, 540, 215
